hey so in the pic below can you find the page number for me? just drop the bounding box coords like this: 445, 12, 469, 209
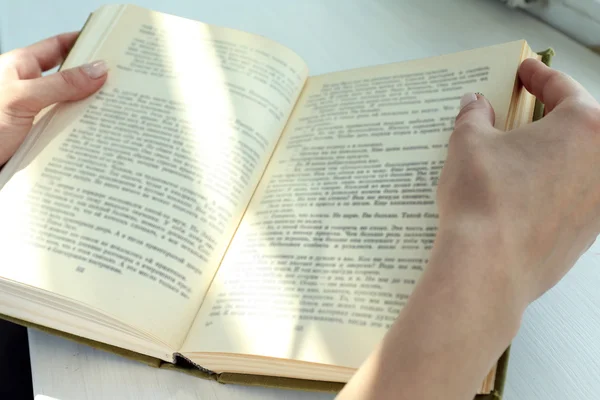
76, 266, 85, 273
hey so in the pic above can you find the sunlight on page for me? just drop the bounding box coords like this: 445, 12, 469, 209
156, 19, 236, 166
0, 12, 236, 346
0, 175, 52, 285
0, 9, 237, 297
0, 4, 307, 348
207, 221, 337, 364
149, 12, 311, 348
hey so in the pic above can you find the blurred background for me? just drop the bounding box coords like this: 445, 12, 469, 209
503, 0, 600, 54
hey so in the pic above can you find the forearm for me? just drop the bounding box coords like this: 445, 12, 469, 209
338, 226, 527, 400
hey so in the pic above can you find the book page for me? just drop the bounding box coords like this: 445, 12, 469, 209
183, 41, 529, 365
0, 5, 307, 348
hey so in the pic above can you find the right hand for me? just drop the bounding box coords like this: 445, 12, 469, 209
435, 58, 600, 307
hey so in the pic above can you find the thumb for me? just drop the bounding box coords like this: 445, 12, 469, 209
9, 60, 108, 116
454, 93, 496, 134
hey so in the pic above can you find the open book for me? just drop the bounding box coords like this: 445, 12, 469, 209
0, 4, 551, 398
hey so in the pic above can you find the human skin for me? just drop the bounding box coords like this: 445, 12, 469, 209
338, 59, 600, 400
0, 32, 107, 165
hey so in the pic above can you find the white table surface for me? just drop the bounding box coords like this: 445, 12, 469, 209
2, 0, 600, 399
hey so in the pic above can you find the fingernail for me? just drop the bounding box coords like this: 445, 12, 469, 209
81, 60, 108, 79
460, 92, 478, 109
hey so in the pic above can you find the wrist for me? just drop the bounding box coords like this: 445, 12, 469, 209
413, 221, 529, 345
429, 222, 528, 336
344, 223, 528, 400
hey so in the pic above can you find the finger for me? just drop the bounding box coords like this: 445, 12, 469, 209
454, 93, 496, 133
518, 58, 590, 113
21, 31, 80, 72
5, 61, 108, 117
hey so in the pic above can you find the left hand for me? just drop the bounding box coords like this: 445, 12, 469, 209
0, 31, 108, 165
